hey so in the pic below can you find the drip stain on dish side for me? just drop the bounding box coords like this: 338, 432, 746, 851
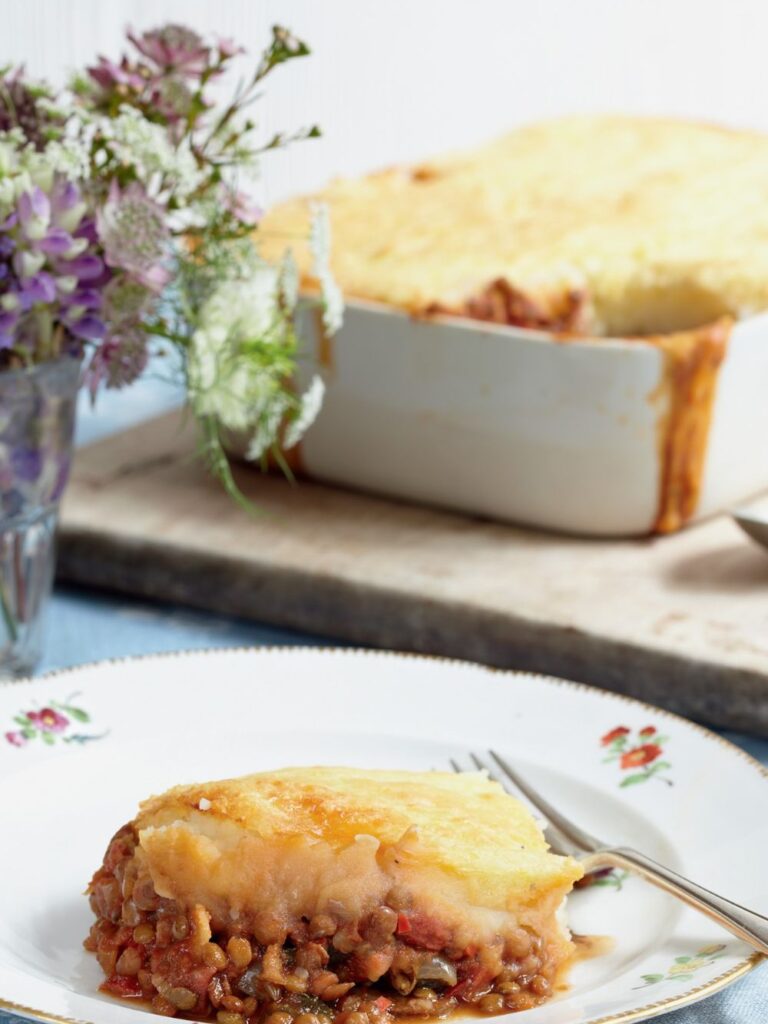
649, 317, 731, 533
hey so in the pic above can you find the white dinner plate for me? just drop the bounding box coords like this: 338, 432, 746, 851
0, 648, 765, 1024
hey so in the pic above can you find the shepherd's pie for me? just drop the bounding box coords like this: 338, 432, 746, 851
259, 115, 768, 337
85, 766, 583, 1019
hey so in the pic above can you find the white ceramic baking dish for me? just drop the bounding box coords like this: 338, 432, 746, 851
291, 300, 768, 537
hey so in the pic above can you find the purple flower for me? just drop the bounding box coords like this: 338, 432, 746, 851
4, 731, 27, 748
38, 228, 75, 256
18, 187, 50, 230
128, 24, 210, 77
96, 181, 170, 292
22, 273, 57, 304
0, 174, 110, 353
68, 314, 106, 340
62, 254, 105, 281
0, 310, 20, 347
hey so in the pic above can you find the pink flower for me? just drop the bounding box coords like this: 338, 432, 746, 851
127, 25, 210, 78
96, 181, 170, 293
5, 731, 27, 747
26, 707, 69, 732
84, 329, 149, 397
224, 189, 263, 226
218, 38, 245, 60
87, 56, 144, 93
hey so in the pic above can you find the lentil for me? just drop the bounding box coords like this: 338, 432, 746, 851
497, 981, 521, 995
264, 1014, 293, 1024
203, 943, 229, 970
133, 922, 155, 944
531, 975, 551, 997
115, 947, 142, 976
166, 987, 197, 1011
322, 982, 356, 1000
227, 936, 253, 970
151, 994, 177, 1016
478, 994, 505, 1014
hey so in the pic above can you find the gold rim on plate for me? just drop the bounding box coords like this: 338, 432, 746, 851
0, 646, 765, 1024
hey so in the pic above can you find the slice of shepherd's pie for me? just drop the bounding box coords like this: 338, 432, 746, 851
85, 767, 583, 1020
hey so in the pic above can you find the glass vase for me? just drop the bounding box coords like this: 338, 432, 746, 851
0, 357, 80, 678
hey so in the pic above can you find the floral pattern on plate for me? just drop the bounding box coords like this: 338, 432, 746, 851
601, 725, 673, 787
576, 867, 630, 892
4, 691, 106, 747
636, 944, 727, 987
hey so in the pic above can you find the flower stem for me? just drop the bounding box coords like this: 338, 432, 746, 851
0, 573, 19, 645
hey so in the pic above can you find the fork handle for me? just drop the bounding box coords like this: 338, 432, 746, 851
589, 847, 768, 956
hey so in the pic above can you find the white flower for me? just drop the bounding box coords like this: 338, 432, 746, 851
94, 105, 203, 200
279, 248, 299, 312
188, 266, 283, 433
283, 374, 325, 450
245, 394, 290, 461
310, 202, 344, 334
39, 134, 91, 181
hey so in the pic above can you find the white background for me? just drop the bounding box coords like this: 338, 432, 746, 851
5, 0, 768, 202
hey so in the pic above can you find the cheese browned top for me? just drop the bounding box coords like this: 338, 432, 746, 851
259, 115, 768, 336
134, 766, 582, 946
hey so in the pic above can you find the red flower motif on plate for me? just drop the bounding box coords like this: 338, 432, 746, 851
620, 743, 662, 769
600, 725, 672, 787
601, 726, 630, 745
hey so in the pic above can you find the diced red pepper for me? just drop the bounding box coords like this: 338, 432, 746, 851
100, 974, 143, 998
150, 940, 216, 997
396, 912, 412, 935
374, 996, 393, 1010
398, 912, 451, 951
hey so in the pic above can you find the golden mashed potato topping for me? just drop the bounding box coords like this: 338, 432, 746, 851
85, 767, 583, 1020
259, 115, 768, 336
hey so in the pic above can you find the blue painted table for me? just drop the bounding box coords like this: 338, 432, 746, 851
2, 377, 765, 1023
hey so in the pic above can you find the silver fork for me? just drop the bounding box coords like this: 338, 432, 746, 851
451, 751, 768, 956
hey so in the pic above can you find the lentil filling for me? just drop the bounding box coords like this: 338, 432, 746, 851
85, 825, 562, 1021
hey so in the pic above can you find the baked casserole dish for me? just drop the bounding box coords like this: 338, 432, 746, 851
85, 766, 583, 1020
258, 116, 768, 536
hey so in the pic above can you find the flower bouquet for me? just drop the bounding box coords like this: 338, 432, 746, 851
0, 23, 340, 675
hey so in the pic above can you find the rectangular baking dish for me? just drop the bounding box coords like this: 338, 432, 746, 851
291, 300, 768, 537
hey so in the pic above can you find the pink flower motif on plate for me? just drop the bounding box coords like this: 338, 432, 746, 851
26, 707, 69, 732
4, 693, 106, 748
